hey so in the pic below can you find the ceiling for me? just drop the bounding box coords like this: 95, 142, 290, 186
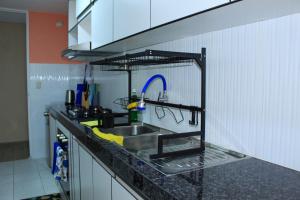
0, 0, 68, 14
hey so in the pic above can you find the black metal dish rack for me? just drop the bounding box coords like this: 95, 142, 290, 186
90, 48, 206, 159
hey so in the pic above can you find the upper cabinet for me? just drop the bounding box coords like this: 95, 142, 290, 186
77, 13, 91, 45
66, 0, 239, 53
113, 0, 150, 41
76, 0, 91, 17
68, 0, 77, 30
151, 0, 229, 27
68, 0, 91, 49
91, 0, 113, 49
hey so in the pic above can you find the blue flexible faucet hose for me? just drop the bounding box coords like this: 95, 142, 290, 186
138, 74, 167, 111
141, 74, 167, 93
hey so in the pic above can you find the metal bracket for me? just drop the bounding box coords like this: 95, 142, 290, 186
149, 131, 203, 159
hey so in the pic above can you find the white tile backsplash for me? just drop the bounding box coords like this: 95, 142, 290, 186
27, 63, 84, 159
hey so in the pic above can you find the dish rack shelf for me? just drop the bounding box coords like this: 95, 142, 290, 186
90, 48, 206, 158
90, 49, 203, 70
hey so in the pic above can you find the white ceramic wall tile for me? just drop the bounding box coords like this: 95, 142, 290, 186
92, 70, 128, 112
94, 13, 300, 172
27, 63, 84, 159
68, 66, 128, 112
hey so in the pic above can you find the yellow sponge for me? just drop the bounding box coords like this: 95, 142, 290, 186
127, 102, 138, 110
80, 120, 98, 127
92, 127, 124, 146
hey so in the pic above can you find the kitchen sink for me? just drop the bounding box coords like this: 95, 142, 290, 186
105, 124, 160, 136
102, 124, 187, 151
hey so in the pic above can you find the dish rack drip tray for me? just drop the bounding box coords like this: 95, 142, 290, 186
136, 142, 247, 176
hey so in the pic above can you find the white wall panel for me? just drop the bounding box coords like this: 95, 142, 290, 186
28, 63, 83, 158
97, 13, 300, 171
69, 67, 128, 113
92, 70, 128, 113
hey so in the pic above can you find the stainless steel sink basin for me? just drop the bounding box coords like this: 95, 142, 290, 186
105, 124, 159, 136
102, 124, 182, 151
102, 124, 195, 152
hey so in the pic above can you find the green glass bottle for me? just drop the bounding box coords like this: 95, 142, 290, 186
130, 89, 138, 122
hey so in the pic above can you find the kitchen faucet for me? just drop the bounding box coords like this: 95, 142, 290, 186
137, 74, 168, 110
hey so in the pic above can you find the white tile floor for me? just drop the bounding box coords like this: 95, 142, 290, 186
0, 158, 59, 200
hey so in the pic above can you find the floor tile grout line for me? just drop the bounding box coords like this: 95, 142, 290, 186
8, 158, 60, 199
38, 167, 47, 195
13, 158, 47, 199
36, 159, 48, 196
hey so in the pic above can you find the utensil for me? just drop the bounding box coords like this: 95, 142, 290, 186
83, 64, 89, 101
82, 91, 89, 109
76, 84, 84, 106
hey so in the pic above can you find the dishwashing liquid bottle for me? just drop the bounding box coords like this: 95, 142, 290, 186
130, 89, 138, 122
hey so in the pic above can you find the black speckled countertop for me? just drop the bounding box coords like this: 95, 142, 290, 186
50, 105, 300, 200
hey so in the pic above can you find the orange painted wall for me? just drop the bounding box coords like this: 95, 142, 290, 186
29, 11, 72, 64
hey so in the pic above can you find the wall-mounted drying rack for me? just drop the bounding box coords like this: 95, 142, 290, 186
90, 48, 206, 158
90, 49, 202, 69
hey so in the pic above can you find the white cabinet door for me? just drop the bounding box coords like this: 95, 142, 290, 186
114, 0, 150, 41
91, 0, 113, 49
112, 179, 136, 200
49, 116, 56, 169
69, 135, 73, 200
79, 145, 93, 200
92, 160, 112, 200
151, 0, 229, 27
71, 137, 81, 200
76, 0, 91, 17
77, 13, 91, 45
69, 0, 77, 30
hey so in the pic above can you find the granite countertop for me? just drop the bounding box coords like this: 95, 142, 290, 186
49, 105, 300, 200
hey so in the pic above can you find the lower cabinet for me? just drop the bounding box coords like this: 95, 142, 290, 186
93, 160, 112, 200
69, 137, 140, 200
112, 179, 136, 200
79, 145, 93, 200
49, 115, 56, 169
71, 137, 81, 200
